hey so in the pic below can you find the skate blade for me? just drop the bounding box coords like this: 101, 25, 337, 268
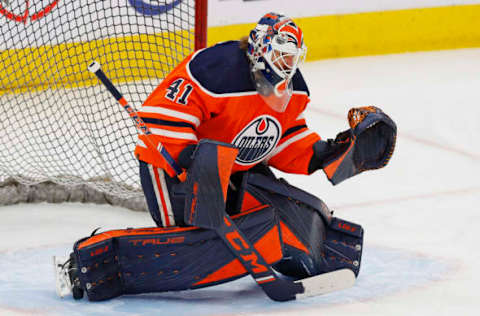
53, 256, 72, 298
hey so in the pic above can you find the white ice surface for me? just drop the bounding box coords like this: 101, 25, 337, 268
1, 48, 480, 315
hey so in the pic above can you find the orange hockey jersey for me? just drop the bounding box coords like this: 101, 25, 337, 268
134, 41, 321, 175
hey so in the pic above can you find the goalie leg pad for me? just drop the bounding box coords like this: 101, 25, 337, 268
71, 205, 283, 301
240, 170, 364, 278
323, 217, 363, 277
183, 139, 238, 228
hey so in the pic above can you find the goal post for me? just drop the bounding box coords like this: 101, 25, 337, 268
0, 0, 208, 210
195, 0, 208, 51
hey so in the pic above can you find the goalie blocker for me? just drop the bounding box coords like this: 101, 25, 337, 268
66, 140, 363, 301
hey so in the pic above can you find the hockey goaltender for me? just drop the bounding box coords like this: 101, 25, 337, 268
55, 12, 396, 302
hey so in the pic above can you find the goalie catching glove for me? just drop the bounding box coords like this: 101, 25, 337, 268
308, 106, 397, 185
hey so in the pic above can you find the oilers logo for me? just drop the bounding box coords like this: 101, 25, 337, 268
232, 115, 281, 165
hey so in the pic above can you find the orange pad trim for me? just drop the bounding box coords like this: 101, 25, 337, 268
216, 145, 239, 201
193, 224, 283, 286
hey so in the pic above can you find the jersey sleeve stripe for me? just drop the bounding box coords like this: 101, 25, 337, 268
140, 106, 201, 127
149, 128, 198, 141
266, 130, 314, 161
142, 117, 196, 130
282, 124, 307, 139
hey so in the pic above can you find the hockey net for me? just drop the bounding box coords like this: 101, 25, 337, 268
0, 0, 207, 211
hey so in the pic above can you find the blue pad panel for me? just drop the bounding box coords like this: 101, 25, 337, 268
73, 205, 283, 301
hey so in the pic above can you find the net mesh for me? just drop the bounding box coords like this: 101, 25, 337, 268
0, 0, 198, 201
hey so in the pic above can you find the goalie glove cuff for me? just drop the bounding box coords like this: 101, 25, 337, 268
307, 136, 352, 174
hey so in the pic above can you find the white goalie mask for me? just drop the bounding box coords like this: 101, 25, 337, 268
247, 13, 307, 112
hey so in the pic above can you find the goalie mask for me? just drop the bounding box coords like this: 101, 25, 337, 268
247, 13, 307, 112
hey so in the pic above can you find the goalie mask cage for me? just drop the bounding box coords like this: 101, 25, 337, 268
0, 0, 208, 209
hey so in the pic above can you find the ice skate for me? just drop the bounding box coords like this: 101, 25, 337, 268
53, 253, 84, 300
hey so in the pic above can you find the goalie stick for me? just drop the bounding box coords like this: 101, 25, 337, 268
85, 61, 356, 301
87, 61, 185, 180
